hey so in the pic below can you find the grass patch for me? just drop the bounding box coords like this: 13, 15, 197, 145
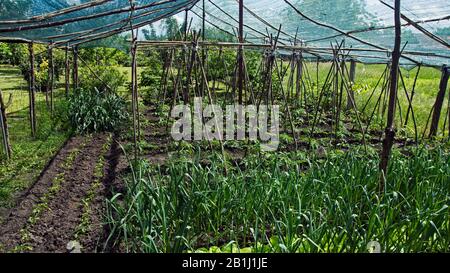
0, 65, 71, 210
12, 138, 89, 253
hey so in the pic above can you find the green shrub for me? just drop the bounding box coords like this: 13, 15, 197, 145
68, 88, 129, 134
79, 65, 126, 93
140, 63, 163, 105
0, 43, 13, 64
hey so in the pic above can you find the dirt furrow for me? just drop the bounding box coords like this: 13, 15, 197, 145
26, 134, 108, 253
0, 136, 88, 252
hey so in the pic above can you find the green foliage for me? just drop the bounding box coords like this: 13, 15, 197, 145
140, 62, 162, 88
79, 47, 129, 66
204, 26, 234, 42
106, 146, 449, 253
163, 17, 181, 40
0, 75, 70, 209
142, 24, 159, 41
208, 49, 261, 89
0, 43, 13, 64
35, 59, 49, 92
208, 50, 236, 84
79, 65, 126, 93
139, 52, 164, 104
0, 43, 66, 91
68, 88, 129, 134
6, 44, 30, 70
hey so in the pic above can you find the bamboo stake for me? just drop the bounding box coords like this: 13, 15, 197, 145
404, 65, 421, 126
398, 69, 418, 143
195, 50, 228, 174
274, 59, 298, 148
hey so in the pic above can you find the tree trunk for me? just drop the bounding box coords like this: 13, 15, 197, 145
379, 0, 401, 193
429, 66, 449, 137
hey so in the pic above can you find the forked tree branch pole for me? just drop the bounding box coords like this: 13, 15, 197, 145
379, 0, 401, 193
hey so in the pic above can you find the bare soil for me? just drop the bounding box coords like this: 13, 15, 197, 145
0, 133, 121, 253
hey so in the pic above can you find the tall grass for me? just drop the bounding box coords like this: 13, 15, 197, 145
106, 146, 449, 253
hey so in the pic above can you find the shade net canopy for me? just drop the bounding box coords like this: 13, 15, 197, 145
0, 0, 448, 67
190, 0, 450, 67
0, 0, 198, 49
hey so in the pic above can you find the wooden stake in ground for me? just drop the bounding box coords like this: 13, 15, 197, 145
131, 41, 138, 160
73, 46, 79, 90
0, 89, 12, 159
429, 66, 449, 138
346, 59, 356, 111
238, 0, 244, 104
129, 0, 139, 160
65, 46, 70, 97
28, 43, 37, 138
47, 44, 54, 115
379, 0, 401, 193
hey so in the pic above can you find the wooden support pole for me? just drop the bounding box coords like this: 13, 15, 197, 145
296, 53, 303, 103
184, 9, 189, 39
131, 33, 138, 160
346, 59, 356, 110
45, 46, 50, 108
47, 45, 54, 114
379, 0, 401, 193
405, 64, 421, 126
28, 43, 37, 138
238, 0, 244, 104
201, 0, 206, 98
128, 0, 140, 159
73, 46, 79, 90
429, 66, 449, 137
65, 46, 70, 97
0, 90, 11, 160
447, 85, 450, 137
